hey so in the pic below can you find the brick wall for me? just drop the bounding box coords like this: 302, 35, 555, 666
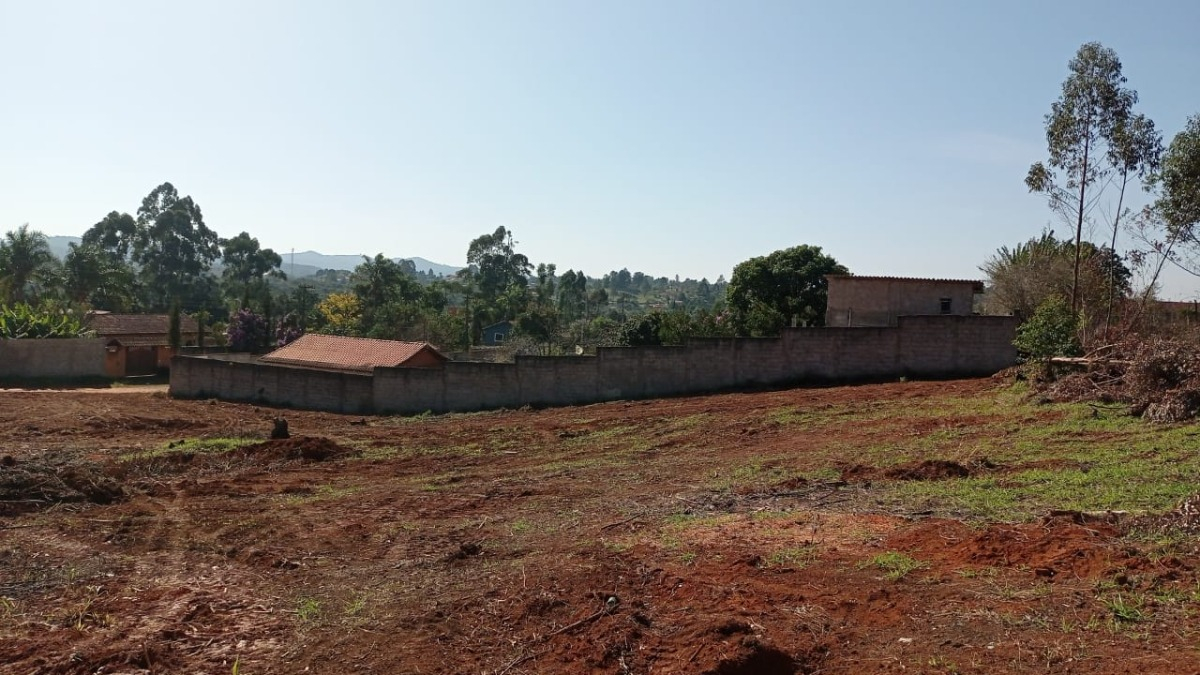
0, 338, 107, 379
169, 354, 373, 414
172, 316, 1019, 415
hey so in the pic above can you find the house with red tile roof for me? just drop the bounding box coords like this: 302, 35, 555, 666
259, 334, 447, 373
85, 312, 200, 377
825, 275, 985, 327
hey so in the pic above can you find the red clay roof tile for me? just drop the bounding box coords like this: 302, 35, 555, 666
259, 334, 446, 373
85, 313, 199, 336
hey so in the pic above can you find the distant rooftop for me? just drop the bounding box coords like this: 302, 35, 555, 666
259, 333, 447, 373
85, 312, 199, 336
826, 275, 985, 291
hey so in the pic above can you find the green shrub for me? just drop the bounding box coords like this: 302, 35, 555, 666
1013, 295, 1082, 361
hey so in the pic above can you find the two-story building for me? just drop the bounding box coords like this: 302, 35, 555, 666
824, 275, 985, 327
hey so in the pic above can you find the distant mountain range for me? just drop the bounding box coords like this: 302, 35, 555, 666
45, 236, 462, 279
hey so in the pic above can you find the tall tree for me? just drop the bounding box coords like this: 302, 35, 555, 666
1025, 42, 1138, 314
1157, 115, 1200, 251
1131, 114, 1200, 301
557, 269, 588, 322
220, 231, 285, 309
62, 241, 136, 310
726, 245, 847, 335
1102, 113, 1162, 334
0, 224, 59, 304
133, 182, 221, 310
458, 226, 532, 340
81, 211, 138, 260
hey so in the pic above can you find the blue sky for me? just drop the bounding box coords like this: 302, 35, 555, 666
2, 1, 1199, 296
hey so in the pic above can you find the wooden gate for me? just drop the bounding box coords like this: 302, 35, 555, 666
124, 347, 158, 376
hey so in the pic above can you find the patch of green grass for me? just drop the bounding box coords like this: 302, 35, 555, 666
860, 551, 926, 581
343, 595, 367, 619
295, 596, 321, 623
663, 512, 738, 528
710, 459, 790, 491
764, 545, 819, 569
510, 519, 531, 534
119, 436, 258, 461
872, 399, 1200, 521
1103, 593, 1146, 623
955, 566, 1001, 579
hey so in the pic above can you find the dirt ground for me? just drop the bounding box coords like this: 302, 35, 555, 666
2, 379, 1200, 674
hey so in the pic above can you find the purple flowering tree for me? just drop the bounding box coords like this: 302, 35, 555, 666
275, 311, 305, 347
226, 308, 269, 352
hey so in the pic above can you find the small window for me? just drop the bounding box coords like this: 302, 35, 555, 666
493, 333, 505, 343
939, 298, 952, 314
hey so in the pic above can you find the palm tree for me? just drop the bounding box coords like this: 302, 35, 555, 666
62, 242, 136, 310
0, 224, 59, 304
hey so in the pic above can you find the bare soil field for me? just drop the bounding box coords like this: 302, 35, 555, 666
4, 379, 1200, 674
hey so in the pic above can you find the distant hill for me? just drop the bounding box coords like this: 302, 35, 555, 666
43, 236, 461, 279
284, 251, 461, 277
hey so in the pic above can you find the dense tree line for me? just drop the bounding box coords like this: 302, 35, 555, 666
2, 184, 847, 353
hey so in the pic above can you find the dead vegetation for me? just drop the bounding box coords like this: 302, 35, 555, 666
1032, 335, 1200, 421
0, 457, 123, 516
0, 435, 355, 515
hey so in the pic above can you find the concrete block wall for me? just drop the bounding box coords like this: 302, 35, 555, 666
170, 355, 373, 414
173, 316, 1020, 415
0, 338, 107, 379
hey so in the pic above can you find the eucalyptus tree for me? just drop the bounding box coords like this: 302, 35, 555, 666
82, 211, 138, 260
463, 226, 531, 321
220, 231, 286, 310
133, 182, 221, 310
1133, 114, 1200, 295
1025, 42, 1149, 314
1157, 115, 1200, 248
1102, 113, 1162, 332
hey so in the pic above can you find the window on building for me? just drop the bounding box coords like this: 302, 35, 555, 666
493, 333, 505, 343
939, 298, 952, 314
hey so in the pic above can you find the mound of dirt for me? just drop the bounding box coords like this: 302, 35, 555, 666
84, 414, 198, 432
891, 513, 1127, 579
841, 459, 972, 483
0, 459, 124, 516
839, 464, 875, 482
118, 436, 359, 481
236, 436, 358, 463
884, 459, 971, 481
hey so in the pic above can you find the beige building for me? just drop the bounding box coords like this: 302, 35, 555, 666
825, 275, 984, 327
